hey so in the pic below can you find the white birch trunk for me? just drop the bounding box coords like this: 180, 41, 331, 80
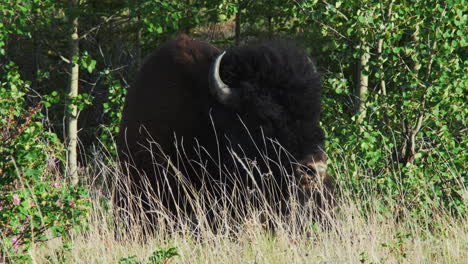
66, 0, 79, 185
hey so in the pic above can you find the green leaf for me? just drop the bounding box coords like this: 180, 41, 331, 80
218, 14, 227, 20
156, 26, 163, 34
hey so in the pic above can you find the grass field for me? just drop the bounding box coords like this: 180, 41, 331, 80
32, 150, 467, 264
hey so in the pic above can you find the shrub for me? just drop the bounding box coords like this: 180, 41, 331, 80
118, 247, 179, 264
0, 62, 90, 262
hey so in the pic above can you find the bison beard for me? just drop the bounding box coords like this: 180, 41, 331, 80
116, 34, 334, 231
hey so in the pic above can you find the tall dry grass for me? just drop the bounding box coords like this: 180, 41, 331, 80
33, 143, 467, 264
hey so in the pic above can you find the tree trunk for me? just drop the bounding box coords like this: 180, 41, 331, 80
181, 0, 192, 34
66, 0, 80, 185
377, 38, 386, 95
267, 15, 272, 39
377, 0, 394, 96
32, 13, 40, 91
136, 14, 142, 70
411, 23, 421, 75
235, 7, 241, 46
356, 37, 369, 124
402, 22, 423, 164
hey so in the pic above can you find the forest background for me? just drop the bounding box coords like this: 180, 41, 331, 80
0, 0, 466, 263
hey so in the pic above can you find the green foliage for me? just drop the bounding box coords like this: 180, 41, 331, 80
295, 0, 466, 220
0, 62, 90, 262
359, 232, 413, 264
243, 0, 300, 37
118, 247, 178, 264
381, 232, 413, 263
359, 251, 373, 264
100, 71, 128, 155
148, 247, 179, 264
127, 0, 217, 44
0, 2, 465, 260
0, 0, 59, 57
80, 51, 97, 74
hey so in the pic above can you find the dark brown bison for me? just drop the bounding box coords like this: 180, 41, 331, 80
116, 34, 333, 225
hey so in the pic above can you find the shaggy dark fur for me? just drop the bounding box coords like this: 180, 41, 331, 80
116, 34, 333, 225
218, 41, 324, 158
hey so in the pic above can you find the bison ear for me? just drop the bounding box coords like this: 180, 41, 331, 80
209, 51, 239, 106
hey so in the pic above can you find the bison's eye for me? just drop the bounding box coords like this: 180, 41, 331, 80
304, 165, 317, 176
298, 165, 317, 176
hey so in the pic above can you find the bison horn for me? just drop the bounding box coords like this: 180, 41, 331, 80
306, 56, 317, 73
209, 51, 235, 105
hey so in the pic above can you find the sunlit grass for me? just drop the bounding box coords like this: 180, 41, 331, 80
33, 144, 467, 264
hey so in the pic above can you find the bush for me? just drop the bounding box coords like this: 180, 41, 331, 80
294, 0, 467, 220
0, 62, 89, 262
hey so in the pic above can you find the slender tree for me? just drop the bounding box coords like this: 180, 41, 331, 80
66, 0, 80, 185
234, 5, 241, 46
376, 0, 395, 96
356, 35, 369, 124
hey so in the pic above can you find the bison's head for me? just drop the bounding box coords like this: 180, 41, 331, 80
207, 42, 331, 204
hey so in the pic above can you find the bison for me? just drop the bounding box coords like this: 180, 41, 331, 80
116, 34, 334, 226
